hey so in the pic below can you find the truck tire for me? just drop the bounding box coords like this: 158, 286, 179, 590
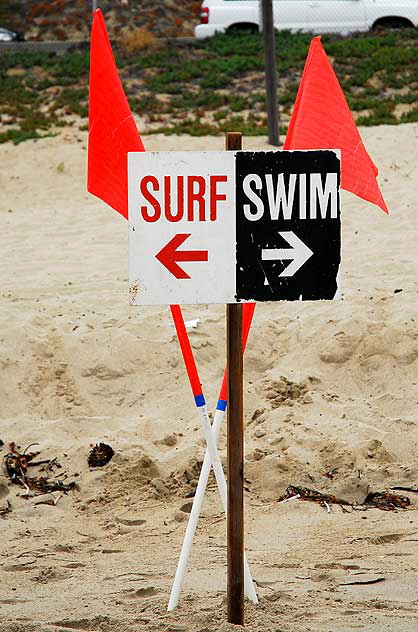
373, 17, 413, 30
227, 22, 259, 34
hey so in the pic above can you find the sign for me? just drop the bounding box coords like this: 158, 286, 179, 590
128, 150, 341, 305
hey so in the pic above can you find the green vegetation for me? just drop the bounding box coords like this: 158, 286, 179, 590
1, 29, 418, 143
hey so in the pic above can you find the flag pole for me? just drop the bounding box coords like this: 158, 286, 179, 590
168, 305, 257, 610
261, 0, 279, 146
225, 131, 245, 625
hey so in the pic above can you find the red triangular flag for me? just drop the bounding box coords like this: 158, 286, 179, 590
284, 36, 388, 214
88, 9, 144, 219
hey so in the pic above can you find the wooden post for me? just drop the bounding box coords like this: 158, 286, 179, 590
225, 131, 244, 626
261, 0, 279, 146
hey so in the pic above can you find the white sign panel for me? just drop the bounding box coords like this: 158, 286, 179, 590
128, 150, 341, 305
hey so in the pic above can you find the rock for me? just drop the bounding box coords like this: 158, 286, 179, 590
174, 510, 187, 523
116, 514, 146, 527
247, 448, 266, 462
251, 408, 265, 423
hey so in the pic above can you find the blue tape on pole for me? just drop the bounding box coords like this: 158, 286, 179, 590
194, 394, 206, 407
216, 399, 227, 412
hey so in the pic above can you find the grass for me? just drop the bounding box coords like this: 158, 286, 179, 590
1, 29, 418, 143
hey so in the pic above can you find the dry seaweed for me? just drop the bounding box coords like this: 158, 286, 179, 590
279, 485, 411, 512
278, 485, 352, 510
2, 443, 77, 497
21, 477, 78, 495
88, 443, 114, 468
364, 491, 410, 511
3, 442, 41, 481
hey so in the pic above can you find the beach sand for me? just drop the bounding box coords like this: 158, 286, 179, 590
1, 124, 418, 631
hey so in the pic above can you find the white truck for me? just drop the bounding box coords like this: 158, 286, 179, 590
195, 0, 418, 38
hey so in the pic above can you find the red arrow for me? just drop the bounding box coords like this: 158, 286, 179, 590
155, 234, 208, 279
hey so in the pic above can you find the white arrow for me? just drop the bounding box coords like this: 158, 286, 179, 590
261, 231, 313, 277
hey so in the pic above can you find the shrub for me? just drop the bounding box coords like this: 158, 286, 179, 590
119, 27, 157, 54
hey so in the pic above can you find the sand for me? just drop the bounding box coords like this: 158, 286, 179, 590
1, 123, 418, 632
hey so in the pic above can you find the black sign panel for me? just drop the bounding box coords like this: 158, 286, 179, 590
235, 150, 341, 301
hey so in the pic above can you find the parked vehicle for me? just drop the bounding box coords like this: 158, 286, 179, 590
195, 0, 418, 38
0, 27, 23, 42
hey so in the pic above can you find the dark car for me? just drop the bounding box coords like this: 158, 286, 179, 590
0, 27, 23, 42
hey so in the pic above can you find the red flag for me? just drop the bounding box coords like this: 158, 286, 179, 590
284, 36, 388, 214
88, 9, 144, 219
